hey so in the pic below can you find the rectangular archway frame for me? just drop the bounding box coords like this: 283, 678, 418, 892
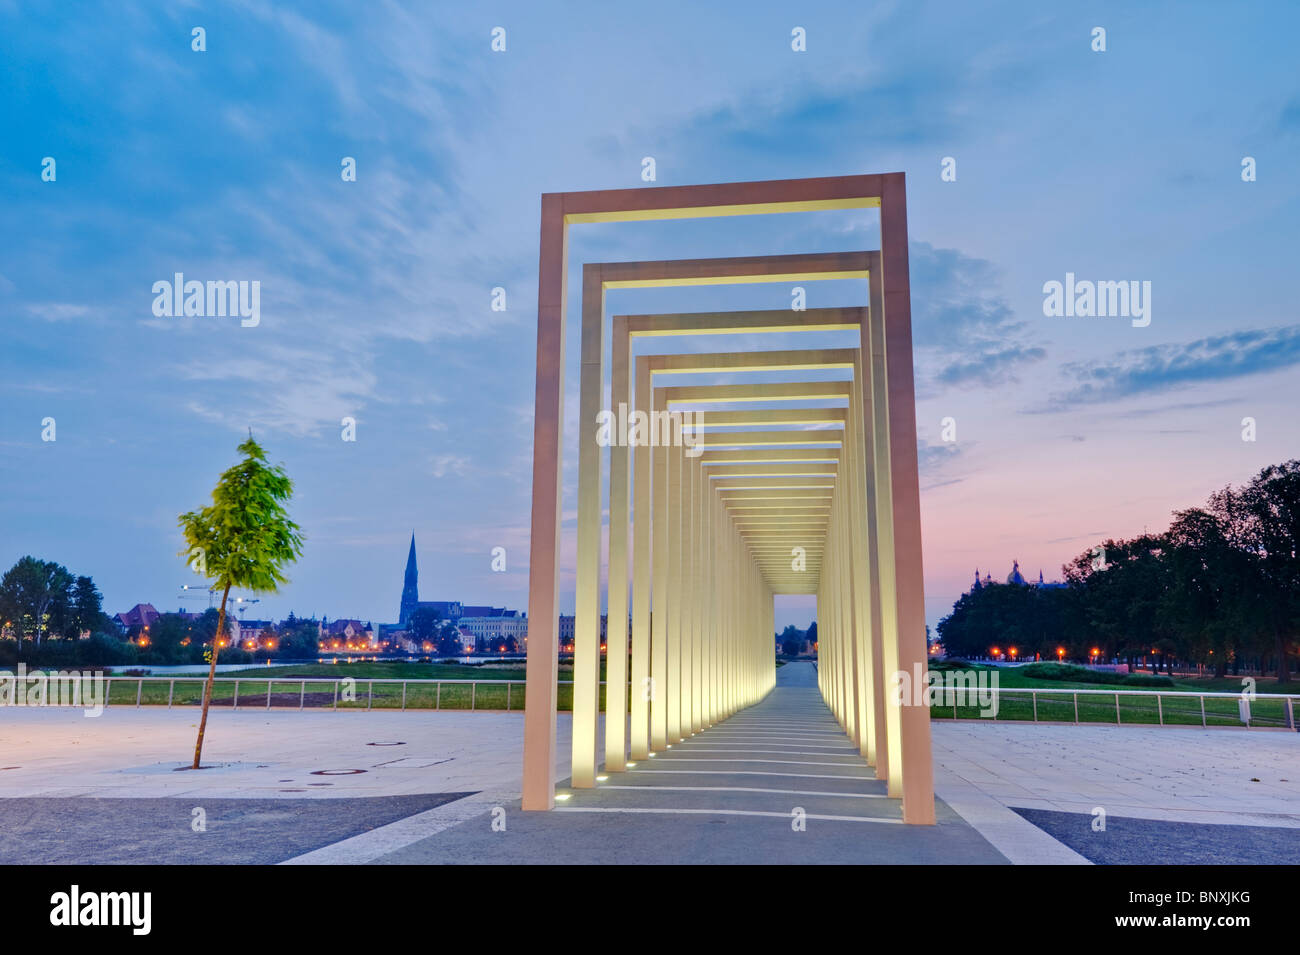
575, 257, 873, 789
523, 174, 933, 825
640, 349, 881, 770
635, 342, 864, 765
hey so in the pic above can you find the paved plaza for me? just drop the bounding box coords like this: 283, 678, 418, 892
1, 662, 1296, 864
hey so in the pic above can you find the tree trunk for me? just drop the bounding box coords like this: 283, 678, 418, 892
191, 582, 231, 770
1277, 631, 1291, 685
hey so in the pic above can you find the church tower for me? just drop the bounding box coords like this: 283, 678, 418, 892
399, 533, 420, 625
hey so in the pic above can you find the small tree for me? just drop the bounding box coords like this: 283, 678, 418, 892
179, 436, 302, 769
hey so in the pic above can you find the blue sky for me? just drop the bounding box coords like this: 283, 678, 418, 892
2, 0, 1297, 634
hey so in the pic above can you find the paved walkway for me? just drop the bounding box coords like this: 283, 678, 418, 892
9, 663, 1294, 863
366, 662, 1007, 864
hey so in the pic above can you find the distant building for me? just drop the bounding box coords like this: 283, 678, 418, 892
397, 533, 461, 625
558, 614, 608, 647
114, 603, 160, 633
459, 612, 528, 644
318, 618, 376, 649
969, 561, 1067, 593
231, 618, 276, 649
460, 605, 509, 618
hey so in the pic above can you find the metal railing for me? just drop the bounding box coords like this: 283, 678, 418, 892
928, 685, 1300, 730
87, 676, 606, 712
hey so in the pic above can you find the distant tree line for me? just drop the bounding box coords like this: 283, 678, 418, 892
937, 461, 1300, 683
777, 621, 817, 657
0, 555, 322, 667
407, 606, 467, 657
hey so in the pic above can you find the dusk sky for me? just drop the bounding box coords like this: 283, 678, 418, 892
2, 1, 1297, 634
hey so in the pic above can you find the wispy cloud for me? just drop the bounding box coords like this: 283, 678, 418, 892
910, 242, 1047, 391
1051, 324, 1300, 406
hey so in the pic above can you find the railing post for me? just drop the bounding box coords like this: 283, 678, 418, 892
507, 682, 512, 712
1115, 693, 1121, 725
299, 681, 305, 711
1032, 691, 1038, 722
233, 680, 240, 710
1073, 692, 1079, 725
436, 682, 441, 710
1287, 698, 1296, 731
332, 680, 339, 710
105, 677, 111, 707
367, 680, 374, 711
1200, 695, 1206, 727
136, 678, 143, 708
1157, 694, 1163, 726
471, 682, 477, 711
168, 680, 175, 709
267, 681, 273, 709
401, 681, 408, 711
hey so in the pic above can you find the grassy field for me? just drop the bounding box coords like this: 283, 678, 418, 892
929, 664, 1299, 728
99, 659, 611, 711
79, 659, 1300, 726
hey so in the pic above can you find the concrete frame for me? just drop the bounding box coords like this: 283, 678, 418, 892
523, 175, 934, 824
582, 261, 870, 787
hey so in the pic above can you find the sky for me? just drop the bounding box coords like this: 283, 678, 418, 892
1, 0, 1297, 635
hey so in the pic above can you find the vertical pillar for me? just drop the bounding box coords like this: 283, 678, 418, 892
571, 267, 606, 789
881, 174, 936, 825
630, 359, 653, 759
666, 443, 683, 742
521, 195, 566, 811
651, 396, 670, 750
605, 320, 631, 772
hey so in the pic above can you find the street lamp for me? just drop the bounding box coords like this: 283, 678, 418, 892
1057, 646, 1066, 662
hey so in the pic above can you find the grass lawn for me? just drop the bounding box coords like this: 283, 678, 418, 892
101, 659, 617, 712
89, 659, 1299, 727
930, 664, 1298, 728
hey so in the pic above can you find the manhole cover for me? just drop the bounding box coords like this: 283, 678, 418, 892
310, 769, 367, 776
366, 741, 406, 747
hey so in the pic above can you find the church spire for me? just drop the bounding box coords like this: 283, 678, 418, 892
400, 533, 420, 625
405, 532, 418, 583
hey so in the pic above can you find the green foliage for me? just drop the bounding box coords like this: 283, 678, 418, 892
1019, 662, 1107, 682
408, 607, 462, 656
0, 556, 72, 647
179, 436, 302, 769
937, 459, 1300, 681
1017, 662, 1172, 688
276, 614, 320, 658
178, 437, 304, 594
1120, 673, 1176, 688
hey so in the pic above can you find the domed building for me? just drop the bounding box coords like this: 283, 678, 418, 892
968, 561, 1065, 593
